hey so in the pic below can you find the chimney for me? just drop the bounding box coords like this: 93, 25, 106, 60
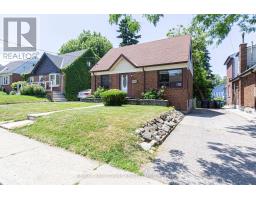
239, 42, 247, 73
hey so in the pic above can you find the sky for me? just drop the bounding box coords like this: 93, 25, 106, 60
0, 14, 256, 77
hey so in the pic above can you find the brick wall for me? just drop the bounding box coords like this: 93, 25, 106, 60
241, 72, 256, 108
91, 68, 193, 112
239, 43, 247, 73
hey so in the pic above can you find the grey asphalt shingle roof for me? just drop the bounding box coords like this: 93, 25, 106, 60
0, 60, 26, 74
45, 50, 87, 69
0, 64, 4, 72
0, 59, 38, 75
14, 59, 38, 74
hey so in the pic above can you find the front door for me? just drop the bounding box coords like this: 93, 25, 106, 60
120, 74, 128, 93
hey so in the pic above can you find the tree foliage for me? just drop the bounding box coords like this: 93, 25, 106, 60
167, 25, 214, 100
193, 14, 256, 44
117, 16, 141, 46
213, 74, 227, 86
109, 14, 163, 46
59, 30, 113, 58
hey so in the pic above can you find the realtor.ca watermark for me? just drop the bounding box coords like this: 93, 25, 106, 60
2, 17, 39, 61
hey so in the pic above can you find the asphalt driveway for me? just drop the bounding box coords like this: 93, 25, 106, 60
143, 108, 256, 185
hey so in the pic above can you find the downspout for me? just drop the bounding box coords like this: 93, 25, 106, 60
142, 67, 145, 92
92, 72, 96, 91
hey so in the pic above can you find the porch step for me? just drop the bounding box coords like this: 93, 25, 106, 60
52, 92, 67, 102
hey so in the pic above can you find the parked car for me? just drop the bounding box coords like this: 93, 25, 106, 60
77, 89, 91, 99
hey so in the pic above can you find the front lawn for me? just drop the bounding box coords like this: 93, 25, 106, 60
0, 102, 98, 122
0, 91, 48, 105
15, 105, 170, 173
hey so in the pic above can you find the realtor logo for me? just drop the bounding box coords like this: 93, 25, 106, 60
3, 17, 36, 51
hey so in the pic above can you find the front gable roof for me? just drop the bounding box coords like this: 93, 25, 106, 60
32, 50, 88, 74
91, 35, 191, 72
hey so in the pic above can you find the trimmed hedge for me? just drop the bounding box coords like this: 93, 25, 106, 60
63, 49, 99, 101
100, 89, 127, 106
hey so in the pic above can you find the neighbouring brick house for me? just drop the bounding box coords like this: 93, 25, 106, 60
225, 42, 256, 112
90, 36, 193, 112
0, 59, 38, 93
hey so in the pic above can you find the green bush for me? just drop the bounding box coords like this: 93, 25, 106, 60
11, 81, 28, 91
20, 84, 46, 97
142, 87, 165, 100
100, 89, 127, 106
93, 86, 106, 98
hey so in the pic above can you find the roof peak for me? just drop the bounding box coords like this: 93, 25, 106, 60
112, 35, 191, 50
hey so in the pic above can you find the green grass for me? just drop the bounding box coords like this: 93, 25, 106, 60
0, 91, 48, 105
15, 105, 171, 173
0, 102, 98, 122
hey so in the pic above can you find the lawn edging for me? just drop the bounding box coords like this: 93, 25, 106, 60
81, 97, 169, 106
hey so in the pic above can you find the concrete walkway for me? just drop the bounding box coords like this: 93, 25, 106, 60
0, 128, 161, 185
143, 109, 256, 185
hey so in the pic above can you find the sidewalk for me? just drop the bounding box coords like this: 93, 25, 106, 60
0, 128, 161, 185
225, 108, 256, 123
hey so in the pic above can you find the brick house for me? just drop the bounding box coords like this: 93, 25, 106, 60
225, 42, 256, 112
90, 36, 193, 112
0, 59, 37, 93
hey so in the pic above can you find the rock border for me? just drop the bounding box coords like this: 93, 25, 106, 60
135, 109, 184, 151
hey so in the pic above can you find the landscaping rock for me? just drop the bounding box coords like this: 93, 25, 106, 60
136, 109, 184, 151
140, 142, 153, 151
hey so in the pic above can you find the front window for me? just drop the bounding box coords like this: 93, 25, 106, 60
39, 75, 44, 82
29, 76, 34, 83
159, 69, 183, 88
101, 75, 110, 89
0, 76, 10, 85
49, 73, 60, 87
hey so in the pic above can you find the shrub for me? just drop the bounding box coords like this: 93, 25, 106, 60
11, 81, 28, 91
20, 84, 46, 97
32, 84, 46, 97
100, 89, 127, 106
9, 91, 17, 95
93, 86, 106, 98
142, 86, 165, 100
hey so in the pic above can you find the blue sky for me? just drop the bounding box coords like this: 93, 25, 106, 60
1, 14, 256, 77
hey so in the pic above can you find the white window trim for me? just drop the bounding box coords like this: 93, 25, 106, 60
0, 75, 10, 86
39, 75, 44, 82
49, 73, 60, 87
29, 76, 34, 83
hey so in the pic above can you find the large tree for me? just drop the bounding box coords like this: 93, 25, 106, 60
59, 30, 113, 58
193, 14, 256, 44
167, 25, 215, 100
109, 14, 164, 46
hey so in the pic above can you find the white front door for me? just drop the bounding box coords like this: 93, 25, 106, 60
120, 74, 128, 93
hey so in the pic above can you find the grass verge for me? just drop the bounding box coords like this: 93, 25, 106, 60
15, 105, 171, 173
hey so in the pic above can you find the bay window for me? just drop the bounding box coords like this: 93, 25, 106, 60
159, 69, 183, 88
49, 73, 60, 87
